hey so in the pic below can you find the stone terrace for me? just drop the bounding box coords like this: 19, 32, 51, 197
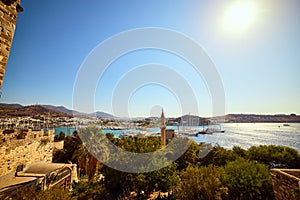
271, 168, 300, 200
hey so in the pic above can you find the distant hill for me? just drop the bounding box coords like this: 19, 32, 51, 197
1, 103, 298, 122
0, 105, 70, 118
41, 105, 74, 115
223, 114, 300, 123
41, 105, 115, 118
0, 103, 23, 110
0, 103, 115, 119
90, 111, 115, 119
42, 105, 115, 118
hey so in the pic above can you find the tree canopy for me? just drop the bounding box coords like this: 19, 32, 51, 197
50, 127, 300, 200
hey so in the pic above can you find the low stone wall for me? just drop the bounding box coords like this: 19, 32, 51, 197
0, 129, 54, 176
271, 169, 300, 200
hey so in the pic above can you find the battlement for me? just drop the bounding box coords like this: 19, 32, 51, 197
0, 129, 55, 176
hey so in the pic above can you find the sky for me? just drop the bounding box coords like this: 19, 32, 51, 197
1, 0, 300, 117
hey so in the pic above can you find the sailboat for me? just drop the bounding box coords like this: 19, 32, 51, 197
178, 114, 198, 136
196, 121, 225, 135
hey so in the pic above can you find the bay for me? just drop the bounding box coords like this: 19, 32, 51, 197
53, 123, 300, 152
104, 123, 300, 152
191, 123, 300, 152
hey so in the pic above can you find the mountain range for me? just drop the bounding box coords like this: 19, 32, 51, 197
0, 103, 299, 122
0, 103, 115, 119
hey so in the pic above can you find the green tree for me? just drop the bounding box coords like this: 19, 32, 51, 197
175, 140, 201, 170
200, 145, 238, 166
54, 131, 66, 142
53, 126, 108, 180
173, 165, 228, 200
223, 158, 275, 200
102, 163, 179, 198
146, 163, 179, 195
247, 145, 300, 168
71, 181, 109, 200
74, 125, 109, 180
232, 145, 247, 158
101, 136, 179, 198
52, 134, 80, 164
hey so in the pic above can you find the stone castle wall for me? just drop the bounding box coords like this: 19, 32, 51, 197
0, 0, 22, 88
271, 168, 300, 200
0, 129, 55, 176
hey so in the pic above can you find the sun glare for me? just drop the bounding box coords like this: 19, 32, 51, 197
224, 1, 258, 32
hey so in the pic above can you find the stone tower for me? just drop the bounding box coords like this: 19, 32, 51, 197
0, 0, 23, 91
160, 109, 166, 147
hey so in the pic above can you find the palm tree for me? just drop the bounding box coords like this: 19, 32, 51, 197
73, 125, 109, 180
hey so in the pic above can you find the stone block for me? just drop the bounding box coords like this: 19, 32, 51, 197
0, 0, 21, 88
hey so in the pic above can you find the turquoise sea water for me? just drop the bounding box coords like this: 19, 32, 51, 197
51, 127, 77, 136
53, 123, 300, 152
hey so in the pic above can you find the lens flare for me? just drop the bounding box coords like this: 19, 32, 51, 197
224, 1, 258, 32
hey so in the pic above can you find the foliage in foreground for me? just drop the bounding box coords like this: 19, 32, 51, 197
50, 126, 300, 199
173, 165, 227, 200
224, 159, 274, 200
71, 181, 109, 200
16, 187, 74, 200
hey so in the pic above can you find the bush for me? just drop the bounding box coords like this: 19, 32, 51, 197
17, 187, 73, 200
71, 181, 109, 200
247, 145, 300, 168
173, 165, 228, 200
223, 158, 275, 200
54, 131, 65, 142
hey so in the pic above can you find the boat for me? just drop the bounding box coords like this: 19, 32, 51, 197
196, 122, 225, 136
283, 124, 290, 126
196, 128, 225, 136
180, 131, 198, 137
178, 115, 225, 137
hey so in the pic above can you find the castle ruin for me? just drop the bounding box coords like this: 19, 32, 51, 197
0, 129, 55, 176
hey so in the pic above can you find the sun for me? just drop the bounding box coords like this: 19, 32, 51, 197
223, 1, 258, 32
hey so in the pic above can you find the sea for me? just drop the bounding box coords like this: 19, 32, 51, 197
191, 123, 300, 152
52, 123, 300, 152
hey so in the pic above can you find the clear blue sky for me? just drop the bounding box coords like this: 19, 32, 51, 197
1, 0, 300, 117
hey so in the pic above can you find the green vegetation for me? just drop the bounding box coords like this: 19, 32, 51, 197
17, 187, 74, 200
54, 131, 65, 142
247, 145, 300, 168
173, 165, 227, 200
50, 126, 300, 199
224, 159, 274, 200
71, 181, 109, 200
53, 128, 102, 180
